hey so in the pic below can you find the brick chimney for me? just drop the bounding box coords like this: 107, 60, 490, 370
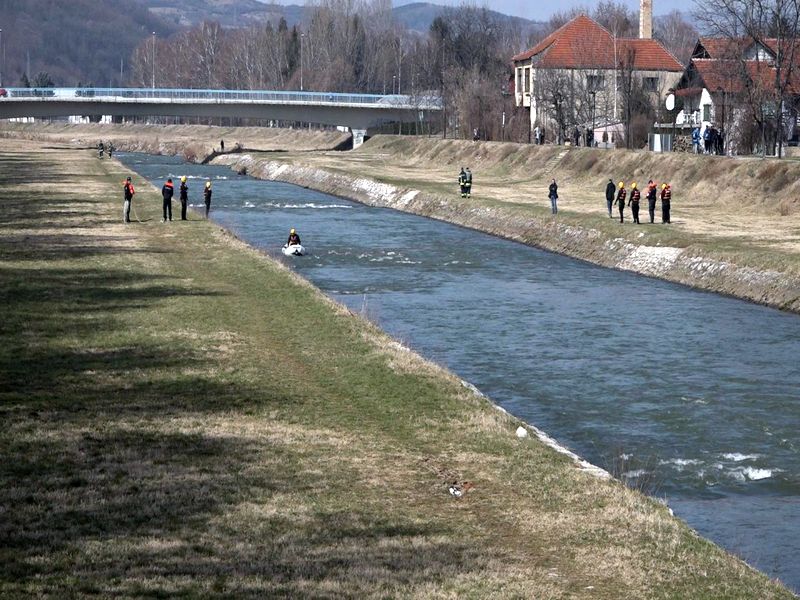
640, 0, 653, 39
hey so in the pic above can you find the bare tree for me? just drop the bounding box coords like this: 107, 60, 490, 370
694, 0, 800, 156
655, 10, 699, 64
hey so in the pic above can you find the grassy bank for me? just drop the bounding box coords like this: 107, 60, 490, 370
0, 143, 794, 596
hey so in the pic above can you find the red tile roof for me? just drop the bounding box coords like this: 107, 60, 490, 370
512, 14, 682, 72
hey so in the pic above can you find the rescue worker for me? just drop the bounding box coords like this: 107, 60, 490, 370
220, 139, 225, 152
661, 183, 672, 223
614, 181, 626, 223
287, 228, 301, 246
629, 182, 641, 224
179, 176, 189, 221
464, 167, 472, 198
458, 167, 467, 197
605, 179, 615, 218
548, 178, 558, 214
123, 176, 135, 223
98, 141, 105, 158
161, 178, 174, 222
646, 180, 657, 223
203, 181, 212, 219
107, 142, 114, 158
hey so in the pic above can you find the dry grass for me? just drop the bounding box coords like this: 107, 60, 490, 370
0, 135, 794, 598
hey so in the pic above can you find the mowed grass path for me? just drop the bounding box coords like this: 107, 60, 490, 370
0, 141, 792, 598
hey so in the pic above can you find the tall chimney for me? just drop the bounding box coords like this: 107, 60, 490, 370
640, 0, 653, 39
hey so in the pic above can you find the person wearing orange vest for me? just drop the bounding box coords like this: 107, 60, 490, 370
123, 176, 135, 223
161, 178, 174, 222
614, 181, 626, 223
661, 183, 672, 223
629, 182, 641, 224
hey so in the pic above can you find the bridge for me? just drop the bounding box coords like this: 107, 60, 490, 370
0, 88, 443, 148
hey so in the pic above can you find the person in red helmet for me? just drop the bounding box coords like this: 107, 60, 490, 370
123, 176, 135, 223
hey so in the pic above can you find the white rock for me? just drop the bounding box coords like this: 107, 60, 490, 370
516, 426, 529, 439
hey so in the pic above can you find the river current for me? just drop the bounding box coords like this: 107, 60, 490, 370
121, 153, 800, 591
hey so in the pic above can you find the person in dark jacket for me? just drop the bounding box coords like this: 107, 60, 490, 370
123, 176, 135, 223
628, 182, 641, 224
646, 180, 657, 223
287, 228, 301, 246
661, 183, 672, 223
614, 181, 626, 223
161, 178, 174, 222
464, 167, 472, 197
179, 176, 189, 220
605, 179, 615, 217
204, 181, 212, 219
458, 167, 467, 198
548, 178, 558, 214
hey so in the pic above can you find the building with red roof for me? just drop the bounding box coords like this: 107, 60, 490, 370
674, 37, 800, 154
512, 12, 683, 146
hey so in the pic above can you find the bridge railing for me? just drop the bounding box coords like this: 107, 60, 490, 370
1, 87, 442, 109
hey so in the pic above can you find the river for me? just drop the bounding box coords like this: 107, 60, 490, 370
121, 152, 800, 591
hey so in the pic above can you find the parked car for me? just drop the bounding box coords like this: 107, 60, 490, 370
0, 88, 7, 98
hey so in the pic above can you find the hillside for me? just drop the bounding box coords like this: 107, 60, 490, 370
393, 1, 542, 33
0, 0, 171, 87
145, 0, 305, 28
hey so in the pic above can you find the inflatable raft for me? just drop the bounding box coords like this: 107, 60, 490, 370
282, 244, 305, 256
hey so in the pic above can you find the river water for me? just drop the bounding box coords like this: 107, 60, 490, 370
121, 153, 800, 591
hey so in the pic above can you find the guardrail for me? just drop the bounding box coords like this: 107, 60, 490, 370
0, 87, 443, 109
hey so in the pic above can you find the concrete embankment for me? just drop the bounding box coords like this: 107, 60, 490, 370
213, 150, 800, 314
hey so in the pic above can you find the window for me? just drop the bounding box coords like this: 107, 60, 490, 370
643, 77, 659, 92
587, 74, 605, 91
703, 104, 711, 122
516, 68, 523, 93
524, 68, 530, 94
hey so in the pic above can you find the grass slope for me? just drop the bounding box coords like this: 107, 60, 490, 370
0, 141, 793, 598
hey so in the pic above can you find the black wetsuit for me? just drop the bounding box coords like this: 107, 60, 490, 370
287, 233, 301, 246
615, 188, 626, 223
605, 181, 615, 217
179, 182, 188, 220
204, 186, 212, 218
647, 186, 657, 223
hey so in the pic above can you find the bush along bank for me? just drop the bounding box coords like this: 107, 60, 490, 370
212, 152, 800, 315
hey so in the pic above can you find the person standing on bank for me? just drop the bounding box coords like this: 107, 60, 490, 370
629, 182, 641, 224
204, 181, 212, 219
548, 178, 558, 214
179, 176, 189, 221
220, 139, 225, 152
605, 179, 615, 218
161, 178, 174, 222
661, 183, 672, 223
458, 167, 467, 198
464, 167, 472, 198
646, 180, 657, 223
614, 181, 626, 223
123, 176, 135, 223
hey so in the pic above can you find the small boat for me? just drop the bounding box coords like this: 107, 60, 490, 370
282, 243, 305, 256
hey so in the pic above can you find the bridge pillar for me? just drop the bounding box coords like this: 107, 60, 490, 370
351, 128, 367, 149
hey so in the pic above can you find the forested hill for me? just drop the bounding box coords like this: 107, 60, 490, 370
393, 2, 541, 33
0, 0, 171, 87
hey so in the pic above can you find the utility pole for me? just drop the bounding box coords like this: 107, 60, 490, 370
151, 32, 156, 89
300, 33, 304, 92
0, 29, 3, 87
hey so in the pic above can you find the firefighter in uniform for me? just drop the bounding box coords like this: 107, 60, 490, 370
458, 167, 467, 197
464, 168, 472, 197
646, 180, 657, 223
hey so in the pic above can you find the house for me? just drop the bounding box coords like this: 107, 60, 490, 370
674, 37, 800, 154
511, 4, 683, 145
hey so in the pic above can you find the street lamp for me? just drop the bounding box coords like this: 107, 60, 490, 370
0, 29, 3, 87
392, 75, 396, 94
590, 90, 596, 147
151, 32, 156, 89
300, 33, 304, 91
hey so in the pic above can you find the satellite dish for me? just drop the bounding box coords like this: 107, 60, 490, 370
666, 93, 675, 111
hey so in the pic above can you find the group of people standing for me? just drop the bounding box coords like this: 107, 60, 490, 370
692, 125, 725, 155
606, 179, 671, 224
122, 175, 213, 223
